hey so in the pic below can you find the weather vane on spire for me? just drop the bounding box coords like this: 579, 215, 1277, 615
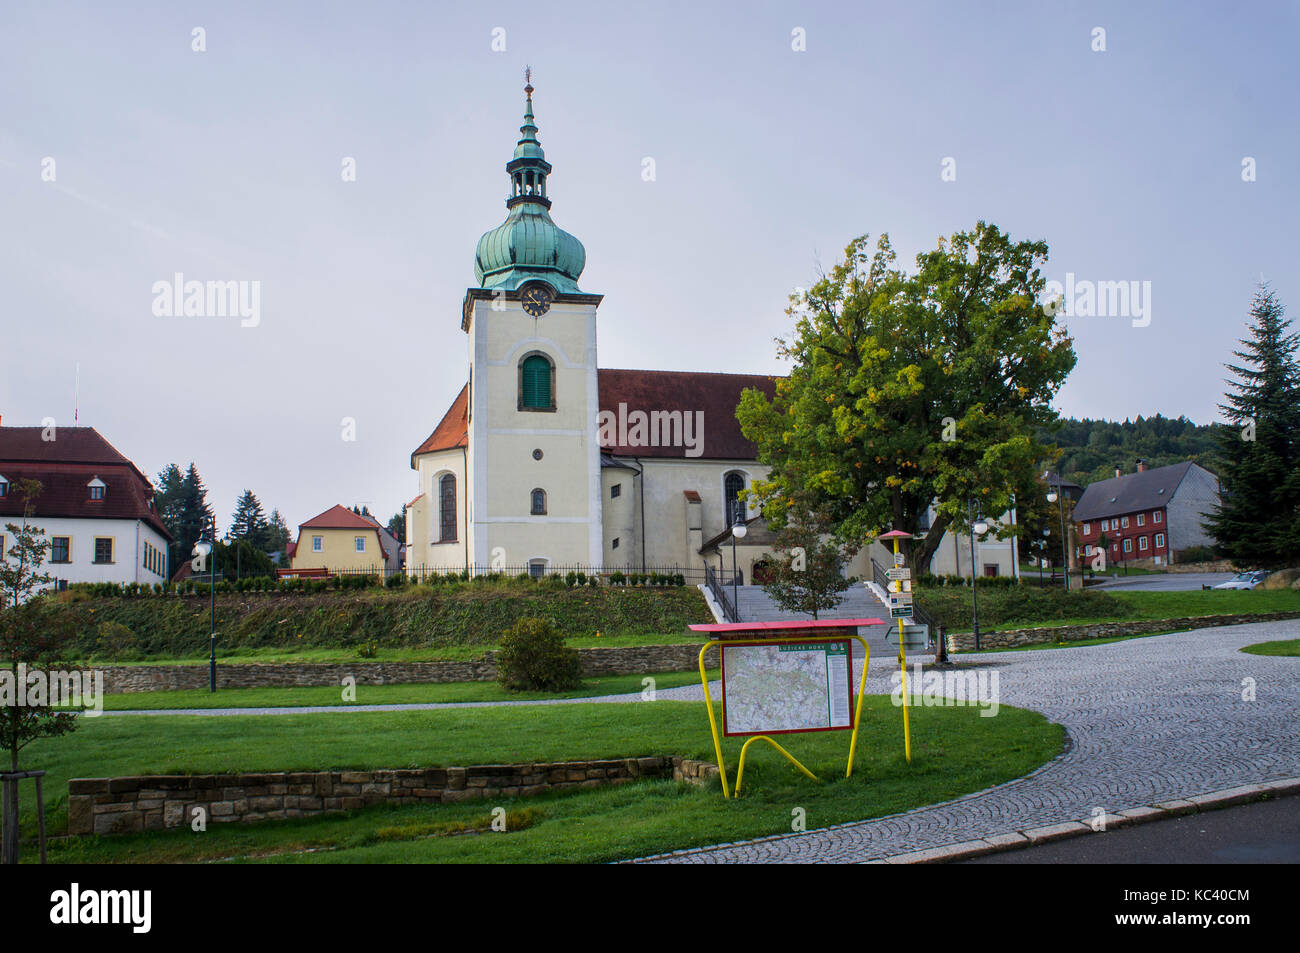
525, 65, 533, 92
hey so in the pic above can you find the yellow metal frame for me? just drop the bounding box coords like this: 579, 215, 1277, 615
886, 535, 914, 764
697, 634, 871, 798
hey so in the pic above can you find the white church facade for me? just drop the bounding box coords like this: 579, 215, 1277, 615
406, 83, 1018, 583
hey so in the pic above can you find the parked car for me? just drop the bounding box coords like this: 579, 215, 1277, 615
1212, 571, 1269, 590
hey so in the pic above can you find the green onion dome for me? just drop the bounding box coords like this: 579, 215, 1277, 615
473, 80, 586, 294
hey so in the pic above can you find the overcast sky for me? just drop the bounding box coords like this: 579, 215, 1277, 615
2, 0, 1296, 532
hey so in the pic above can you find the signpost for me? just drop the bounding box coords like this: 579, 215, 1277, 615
877, 530, 916, 763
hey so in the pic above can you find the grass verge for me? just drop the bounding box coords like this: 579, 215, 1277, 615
22, 697, 1062, 863
1240, 639, 1300, 657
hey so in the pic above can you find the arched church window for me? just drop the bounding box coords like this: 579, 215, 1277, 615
439, 474, 457, 542
724, 472, 746, 525
519, 353, 555, 411
531, 488, 547, 516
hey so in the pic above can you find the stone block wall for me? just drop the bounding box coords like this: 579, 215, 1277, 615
68, 756, 719, 836
944, 611, 1300, 652
98, 643, 709, 694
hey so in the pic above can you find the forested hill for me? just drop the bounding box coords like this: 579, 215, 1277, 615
1038, 415, 1227, 487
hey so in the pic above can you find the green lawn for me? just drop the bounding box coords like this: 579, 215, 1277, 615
95, 669, 717, 710
81, 629, 706, 666
1240, 639, 1300, 657
931, 587, 1300, 635
22, 697, 1062, 864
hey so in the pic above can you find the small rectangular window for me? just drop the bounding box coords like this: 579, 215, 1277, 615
1121, 516, 1129, 528
90, 484, 105, 500
313, 536, 323, 552
52, 537, 70, 563
1154, 511, 1162, 524
94, 537, 113, 563
612, 537, 620, 549
1155, 533, 1165, 548
1123, 538, 1132, 553
0, 482, 7, 498
1137, 513, 1145, 526
1139, 536, 1149, 550
355, 536, 366, 553
611, 483, 621, 499
1082, 523, 1091, 536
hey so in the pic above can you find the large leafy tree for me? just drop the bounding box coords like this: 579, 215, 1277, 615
1205, 285, 1300, 568
737, 224, 1077, 571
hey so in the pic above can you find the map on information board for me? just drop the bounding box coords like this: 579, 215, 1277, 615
721, 641, 853, 737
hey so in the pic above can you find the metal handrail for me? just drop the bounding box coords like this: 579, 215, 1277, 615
705, 565, 739, 623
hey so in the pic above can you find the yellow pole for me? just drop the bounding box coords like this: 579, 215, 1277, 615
894, 537, 912, 764
845, 636, 870, 778
697, 641, 731, 798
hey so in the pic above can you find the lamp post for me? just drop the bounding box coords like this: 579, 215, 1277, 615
1040, 527, 1050, 587
972, 499, 987, 647
193, 516, 217, 693
730, 511, 747, 622
1047, 486, 1068, 590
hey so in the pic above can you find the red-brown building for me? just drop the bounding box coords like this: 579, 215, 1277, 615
1072, 460, 1220, 566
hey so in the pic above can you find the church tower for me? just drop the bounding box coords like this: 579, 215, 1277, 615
460, 77, 605, 572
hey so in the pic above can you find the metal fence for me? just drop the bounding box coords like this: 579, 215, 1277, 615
322, 564, 711, 585
705, 564, 740, 623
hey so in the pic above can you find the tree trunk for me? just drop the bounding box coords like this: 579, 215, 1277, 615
1, 777, 17, 865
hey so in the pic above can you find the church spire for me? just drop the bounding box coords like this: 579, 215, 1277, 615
508, 68, 551, 208
474, 74, 586, 293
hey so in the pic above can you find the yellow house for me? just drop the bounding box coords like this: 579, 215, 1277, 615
289, 505, 396, 574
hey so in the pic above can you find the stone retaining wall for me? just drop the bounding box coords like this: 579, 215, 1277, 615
945, 611, 1300, 652
98, 643, 708, 693
68, 756, 720, 835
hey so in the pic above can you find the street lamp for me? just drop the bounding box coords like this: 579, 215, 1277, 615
193, 518, 217, 693
730, 513, 747, 622
1040, 527, 1050, 587
1047, 487, 1068, 590
970, 512, 989, 651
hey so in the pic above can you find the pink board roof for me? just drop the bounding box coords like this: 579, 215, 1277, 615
689, 618, 886, 633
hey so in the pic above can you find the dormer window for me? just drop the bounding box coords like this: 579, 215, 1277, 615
88, 478, 107, 501
0, 476, 8, 498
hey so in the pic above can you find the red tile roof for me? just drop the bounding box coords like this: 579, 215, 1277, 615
411, 385, 469, 466
299, 504, 383, 530
409, 371, 778, 463
0, 427, 171, 538
597, 369, 777, 459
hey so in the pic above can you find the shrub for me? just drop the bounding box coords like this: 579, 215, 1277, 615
385, 573, 406, 589
97, 620, 139, 659
609, 571, 626, 586
355, 639, 380, 658
495, 617, 583, 692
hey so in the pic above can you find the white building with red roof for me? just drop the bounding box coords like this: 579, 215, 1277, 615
0, 423, 173, 588
408, 83, 1018, 584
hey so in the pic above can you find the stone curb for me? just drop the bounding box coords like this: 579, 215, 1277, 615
876, 778, 1300, 864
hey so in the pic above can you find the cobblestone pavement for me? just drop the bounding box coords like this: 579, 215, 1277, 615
635, 620, 1300, 863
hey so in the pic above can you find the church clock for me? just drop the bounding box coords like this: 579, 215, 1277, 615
521, 283, 554, 317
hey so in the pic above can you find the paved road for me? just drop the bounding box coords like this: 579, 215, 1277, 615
636, 619, 1300, 863
958, 794, 1300, 863
1089, 572, 1234, 592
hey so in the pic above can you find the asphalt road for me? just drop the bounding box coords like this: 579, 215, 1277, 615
957, 795, 1300, 863
1089, 572, 1235, 592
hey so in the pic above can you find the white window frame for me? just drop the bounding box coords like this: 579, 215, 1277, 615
1155, 533, 1165, 549
1120, 515, 1129, 529
355, 536, 366, 553
1123, 538, 1132, 553
1154, 510, 1162, 524
1136, 513, 1145, 526
1139, 536, 1148, 551
312, 535, 324, 553
1082, 523, 1091, 536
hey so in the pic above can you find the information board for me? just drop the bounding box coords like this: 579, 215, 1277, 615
721, 640, 853, 737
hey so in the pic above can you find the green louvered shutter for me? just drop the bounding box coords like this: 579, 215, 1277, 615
521, 355, 551, 409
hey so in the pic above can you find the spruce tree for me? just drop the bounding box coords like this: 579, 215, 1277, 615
229, 490, 267, 543
1205, 285, 1300, 568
